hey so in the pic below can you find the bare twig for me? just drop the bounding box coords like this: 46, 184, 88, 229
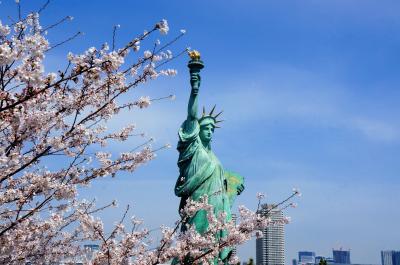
46, 31, 82, 52
112, 24, 119, 51
37, 0, 50, 14
41, 16, 73, 33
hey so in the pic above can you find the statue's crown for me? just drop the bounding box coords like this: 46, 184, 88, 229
199, 105, 224, 128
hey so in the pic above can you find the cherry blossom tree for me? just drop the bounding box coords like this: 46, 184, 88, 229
0, 2, 299, 264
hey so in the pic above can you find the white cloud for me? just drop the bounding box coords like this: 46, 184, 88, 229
206, 64, 400, 143
350, 118, 399, 142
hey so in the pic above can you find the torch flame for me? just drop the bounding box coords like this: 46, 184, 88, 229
188, 50, 201, 60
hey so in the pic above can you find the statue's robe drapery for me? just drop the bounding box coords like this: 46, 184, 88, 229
175, 119, 231, 234
175, 119, 244, 261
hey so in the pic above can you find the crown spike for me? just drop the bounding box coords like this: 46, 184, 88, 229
209, 104, 216, 116
214, 110, 223, 119
202, 106, 206, 117
214, 125, 221, 128
215, 120, 224, 123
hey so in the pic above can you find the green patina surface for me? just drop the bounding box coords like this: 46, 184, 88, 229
174, 54, 244, 263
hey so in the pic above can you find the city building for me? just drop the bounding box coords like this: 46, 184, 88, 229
333, 249, 351, 264
293, 249, 384, 265
382, 251, 400, 265
299, 251, 316, 264
325, 257, 335, 264
84, 244, 100, 261
292, 259, 298, 265
256, 204, 285, 265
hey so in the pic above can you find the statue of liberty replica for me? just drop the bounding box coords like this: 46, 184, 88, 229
174, 50, 245, 264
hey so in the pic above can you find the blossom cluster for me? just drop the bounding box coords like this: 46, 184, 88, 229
79, 194, 296, 265
0, 8, 186, 264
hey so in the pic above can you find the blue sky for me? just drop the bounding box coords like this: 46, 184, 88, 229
1, 0, 400, 264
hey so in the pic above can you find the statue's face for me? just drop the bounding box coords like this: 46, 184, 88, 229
199, 123, 214, 143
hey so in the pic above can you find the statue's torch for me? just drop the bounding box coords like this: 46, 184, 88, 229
187, 50, 204, 91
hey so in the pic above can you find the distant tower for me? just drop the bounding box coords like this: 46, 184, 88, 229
256, 204, 285, 265
333, 248, 350, 264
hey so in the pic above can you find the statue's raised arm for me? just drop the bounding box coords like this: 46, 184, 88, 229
187, 71, 200, 121
182, 50, 204, 134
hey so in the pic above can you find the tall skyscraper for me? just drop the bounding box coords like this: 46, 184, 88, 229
231, 213, 238, 257
333, 249, 351, 264
382, 251, 394, 265
382, 251, 400, 265
256, 204, 285, 265
298, 251, 316, 264
393, 252, 400, 265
